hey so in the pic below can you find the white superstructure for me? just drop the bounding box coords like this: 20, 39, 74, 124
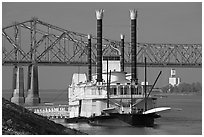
68, 56, 156, 118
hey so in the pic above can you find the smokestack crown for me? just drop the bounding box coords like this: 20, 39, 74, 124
96, 9, 104, 20
87, 34, 91, 39
130, 9, 137, 20
120, 34, 125, 39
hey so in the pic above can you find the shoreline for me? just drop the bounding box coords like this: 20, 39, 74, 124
153, 92, 201, 96
2, 98, 87, 135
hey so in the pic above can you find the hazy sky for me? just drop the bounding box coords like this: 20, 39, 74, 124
2, 2, 202, 90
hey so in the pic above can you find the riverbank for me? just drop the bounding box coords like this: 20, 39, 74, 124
153, 91, 201, 96
2, 98, 87, 135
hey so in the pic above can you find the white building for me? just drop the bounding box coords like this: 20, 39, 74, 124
169, 69, 181, 87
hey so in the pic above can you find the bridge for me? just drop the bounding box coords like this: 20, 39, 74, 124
2, 18, 202, 68
2, 10, 201, 107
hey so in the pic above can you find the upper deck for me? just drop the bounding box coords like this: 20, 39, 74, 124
68, 71, 152, 102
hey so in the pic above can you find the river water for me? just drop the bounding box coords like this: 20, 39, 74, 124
2, 90, 202, 135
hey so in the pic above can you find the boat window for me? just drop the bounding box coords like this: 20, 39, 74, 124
113, 88, 117, 95
109, 86, 117, 95
132, 87, 137, 95
120, 87, 124, 95
109, 87, 114, 95
92, 89, 96, 95
124, 87, 128, 95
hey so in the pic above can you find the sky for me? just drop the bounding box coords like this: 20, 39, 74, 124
2, 2, 202, 90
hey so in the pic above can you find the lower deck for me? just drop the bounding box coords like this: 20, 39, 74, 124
69, 97, 157, 118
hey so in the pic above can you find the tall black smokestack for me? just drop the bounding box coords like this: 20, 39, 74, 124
87, 34, 92, 81
96, 9, 104, 83
130, 9, 138, 85
120, 34, 125, 72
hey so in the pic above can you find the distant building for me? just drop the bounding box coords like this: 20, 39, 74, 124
169, 69, 181, 87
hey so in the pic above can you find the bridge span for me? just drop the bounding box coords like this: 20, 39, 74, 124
2, 18, 201, 68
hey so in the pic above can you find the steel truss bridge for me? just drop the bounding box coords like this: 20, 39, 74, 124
2, 18, 202, 68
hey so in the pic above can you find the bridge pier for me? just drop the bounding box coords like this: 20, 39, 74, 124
11, 66, 25, 105
27, 64, 32, 92
25, 64, 40, 106
12, 66, 17, 91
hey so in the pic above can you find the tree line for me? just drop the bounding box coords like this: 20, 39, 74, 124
161, 82, 202, 93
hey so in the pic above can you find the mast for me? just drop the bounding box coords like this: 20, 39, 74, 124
144, 57, 147, 111
106, 59, 109, 108
108, 70, 111, 108
147, 71, 162, 98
